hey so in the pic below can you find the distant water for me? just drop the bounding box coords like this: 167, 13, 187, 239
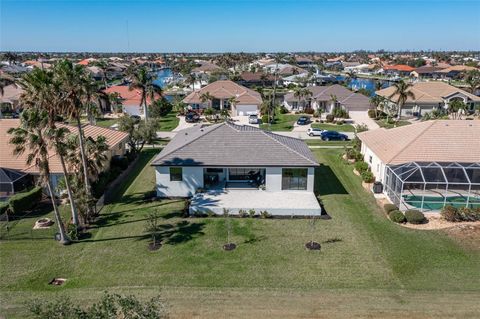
335, 76, 392, 96
153, 68, 173, 88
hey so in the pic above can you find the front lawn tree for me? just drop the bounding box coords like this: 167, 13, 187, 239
128, 66, 162, 123
388, 80, 415, 121
118, 116, 158, 154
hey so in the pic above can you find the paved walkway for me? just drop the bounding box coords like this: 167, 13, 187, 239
348, 111, 379, 130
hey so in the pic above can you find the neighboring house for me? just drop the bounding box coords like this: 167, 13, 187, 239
357, 120, 480, 212
237, 72, 275, 87
435, 65, 479, 80
381, 65, 415, 76
410, 66, 446, 79
0, 119, 129, 193
375, 82, 480, 117
282, 72, 337, 86
104, 85, 160, 116
183, 80, 262, 116
283, 84, 371, 113
0, 84, 23, 114
264, 63, 305, 76
151, 122, 321, 216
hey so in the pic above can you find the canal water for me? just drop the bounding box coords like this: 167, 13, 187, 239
335, 75, 393, 95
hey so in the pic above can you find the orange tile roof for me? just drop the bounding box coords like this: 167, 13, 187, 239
104, 85, 159, 106
0, 119, 129, 174
358, 120, 480, 164
383, 64, 415, 72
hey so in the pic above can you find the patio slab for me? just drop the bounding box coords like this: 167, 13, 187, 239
190, 189, 322, 216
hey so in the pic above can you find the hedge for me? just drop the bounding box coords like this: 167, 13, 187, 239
384, 204, 398, 213
354, 161, 369, 173
405, 209, 426, 224
389, 210, 406, 223
8, 186, 43, 215
0, 201, 9, 215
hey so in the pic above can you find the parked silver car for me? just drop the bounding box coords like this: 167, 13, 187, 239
248, 114, 259, 124
307, 128, 326, 136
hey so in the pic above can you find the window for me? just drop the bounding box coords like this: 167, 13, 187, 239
170, 167, 182, 181
228, 168, 262, 181
369, 156, 373, 164
282, 168, 308, 190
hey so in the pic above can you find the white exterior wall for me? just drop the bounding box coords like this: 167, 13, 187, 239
265, 167, 315, 192
361, 144, 386, 183
155, 166, 204, 197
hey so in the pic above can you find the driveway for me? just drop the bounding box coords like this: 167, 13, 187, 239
348, 111, 379, 130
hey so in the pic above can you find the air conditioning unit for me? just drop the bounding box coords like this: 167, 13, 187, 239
373, 182, 383, 194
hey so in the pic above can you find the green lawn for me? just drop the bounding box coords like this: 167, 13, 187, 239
157, 111, 180, 131
304, 139, 350, 147
1, 149, 479, 318
94, 118, 119, 128
311, 123, 356, 132
375, 119, 411, 129
260, 112, 304, 131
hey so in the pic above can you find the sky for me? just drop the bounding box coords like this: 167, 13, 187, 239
1, 0, 479, 52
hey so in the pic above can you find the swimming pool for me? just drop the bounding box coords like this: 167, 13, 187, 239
403, 195, 480, 211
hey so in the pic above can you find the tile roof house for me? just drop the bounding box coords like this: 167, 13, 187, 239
183, 80, 262, 116
104, 85, 160, 116
237, 72, 275, 87
283, 84, 372, 113
375, 82, 480, 117
0, 119, 129, 191
151, 122, 321, 216
358, 120, 480, 212
382, 64, 415, 76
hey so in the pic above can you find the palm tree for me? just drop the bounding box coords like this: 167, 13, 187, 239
271, 53, 286, 124
53, 60, 92, 198
293, 87, 311, 111
345, 70, 357, 85
91, 59, 109, 89
200, 92, 214, 109
464, 70, 480, 94
18, 67, 81, 228
8, 109, 70, 245
128, 66, 162, 122
388, 80, 415, 121
186, 73, 197, 91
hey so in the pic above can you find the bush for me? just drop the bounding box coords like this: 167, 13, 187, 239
261, 114, 269, 124
361, 171, 375, 183
354, 161, 369, 173
111, 156, 129, 170
304, 108, 314, 115
149, 97, 172, 118
389, 210, 406, 223
384, 203, 398, 213
67, 223, 79, 240
441, 205, 461, 222
0, 201, 9, 215
248, 209, 256, 218
278, 105, 289, 114
405, 210, 426, 224
368, 109, 377, 118
8, 187, 43, 215
325, 114, 335, 123
336, 120, 345, 125
238, 209, 248, 218
260, 210, 272, 219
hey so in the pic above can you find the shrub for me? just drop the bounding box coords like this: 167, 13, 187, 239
260, 210, 272, 219
384, 203, 398, 213
248, 209, 256, 218
278, 105, 289, 114
149, 97, 172, 118
336, 120, 345, 125
389, 210, 406, 223
111, 156, 129, 170
67, 223, 79, 240
441, 205, 461, 222
405, 210, 426, 224
261, 114, 269, 124
0, 201, 9, 215
354, 161, 369, 173
8, 187, 43, 215
325, 114, 335, 122
304, 108, 314, 115
313, 109, 322, 117
345, 147, 357, 160
368, 109, 377, 118
238, 209, 248, 218
361, 171, 374, 183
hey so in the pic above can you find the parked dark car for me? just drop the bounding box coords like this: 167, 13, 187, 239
185, 112, 200, 123
296, 116, 309, 125
320, 130, 348, 141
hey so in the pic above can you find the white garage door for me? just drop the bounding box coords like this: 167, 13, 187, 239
236, 105, 258, 116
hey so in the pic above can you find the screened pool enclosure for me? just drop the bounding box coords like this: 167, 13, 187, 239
384, 162, 480, 212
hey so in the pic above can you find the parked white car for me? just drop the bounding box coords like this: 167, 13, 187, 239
307, 128, 326, 136
248, 114, 259, 124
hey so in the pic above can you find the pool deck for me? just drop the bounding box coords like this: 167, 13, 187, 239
190, 189, 322, 216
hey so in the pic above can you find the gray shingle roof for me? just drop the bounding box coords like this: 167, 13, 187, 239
152, 123, 319, 167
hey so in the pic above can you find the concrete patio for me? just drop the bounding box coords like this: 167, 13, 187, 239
189, 189, 322, 216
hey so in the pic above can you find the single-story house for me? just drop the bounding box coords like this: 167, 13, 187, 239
0, 119, 129, 195
435, 65, 478, 80
151, 122, 322, 216
104, 85, 160, 116
183, 80, 262, 116
381, 65, 415, 76
410, 66, 446, 78
237, 72, 275, 87
0, 84, 23, 115
264, 63, 306, 76
375, 82, 480, 117
283, 84, 372, 113
357, 120, 480, 212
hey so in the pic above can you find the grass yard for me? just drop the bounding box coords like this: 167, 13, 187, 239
157, 111, 180, 131
1, 149, 480, 318
375, 119, 411, 129
260, 112, 303, 131
304, 139, 350, 147
94, 118, 119, 128
311, 122, 356, 132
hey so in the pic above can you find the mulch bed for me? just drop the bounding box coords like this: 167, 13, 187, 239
305, 241, 321, 250
223, 243, 236, 251
148, 241, 162, 251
